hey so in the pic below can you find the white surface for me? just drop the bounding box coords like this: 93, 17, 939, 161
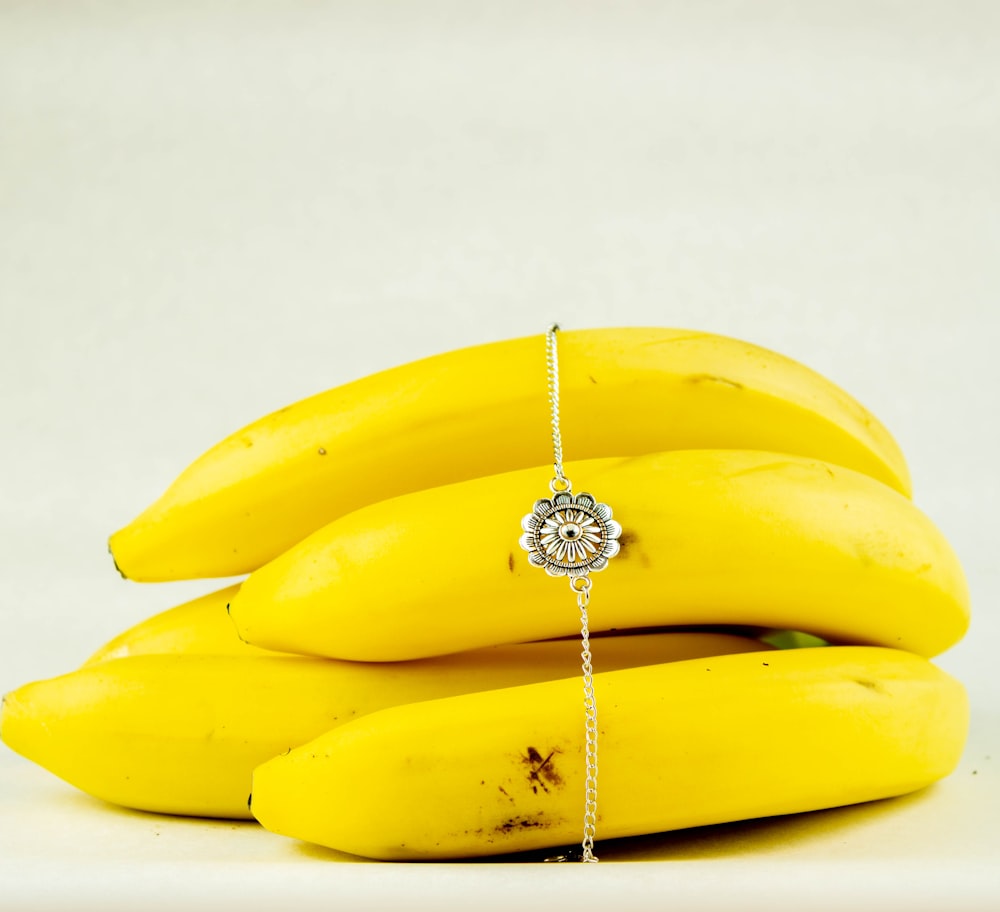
1, 1, 998, 909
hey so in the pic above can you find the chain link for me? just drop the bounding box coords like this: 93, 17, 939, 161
546, 324, 570, 493
576, 577, 599, 863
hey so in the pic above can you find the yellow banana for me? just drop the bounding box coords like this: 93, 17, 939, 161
230, 450, 969, 662
109, 328, 910, 581
250, 646, 968, 860
83, 584, 279, 665
0, 632, 764, 818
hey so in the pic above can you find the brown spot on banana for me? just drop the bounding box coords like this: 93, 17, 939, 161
686, 373, 745, 390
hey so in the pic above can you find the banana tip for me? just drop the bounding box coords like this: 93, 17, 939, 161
226, 600, 253, 646
107, 540, 127, 580
0, 690, 23, 746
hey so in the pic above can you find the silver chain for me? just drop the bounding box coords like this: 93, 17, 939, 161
546, 324, 600, 864
576, 577, 599, 863
546, 324, 571, 493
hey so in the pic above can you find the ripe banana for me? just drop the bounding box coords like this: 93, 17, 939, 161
109, 328, 911, 581
83, 584, 279, 665
0, 632, 765, 818
250, 646, 968, 860
229, 449, 969, 662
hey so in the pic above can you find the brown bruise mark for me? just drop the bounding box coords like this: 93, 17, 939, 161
613, 530, 649, 567
495, 813, 548, 834
686, 373, 745, 390
318, 447, 327, 456
616, 530, 637, 558
522, 747, 563, 794
854, 678, 888, 695
587, 374, 598, 384
508, 552, 515, 573
728, 460, 838, 487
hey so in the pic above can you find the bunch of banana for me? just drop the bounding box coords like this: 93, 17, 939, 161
3, 615, 771, 819
1, 327, 969, 862
106, 327, 912, 580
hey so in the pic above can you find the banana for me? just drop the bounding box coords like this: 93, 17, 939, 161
250, 646, 968, 860
109, 328, 910, 581
0, 632, 765, 818
229, 450, 969, 662
83, 584, 280, 665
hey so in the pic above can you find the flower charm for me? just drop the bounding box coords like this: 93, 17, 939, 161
519, 491, 622, 578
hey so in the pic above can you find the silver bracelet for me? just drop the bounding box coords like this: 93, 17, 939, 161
518, 323, 623, 863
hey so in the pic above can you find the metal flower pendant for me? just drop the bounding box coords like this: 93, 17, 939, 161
519, 491, 622, 578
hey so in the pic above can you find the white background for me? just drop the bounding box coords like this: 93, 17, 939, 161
1, 2, 997, 910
